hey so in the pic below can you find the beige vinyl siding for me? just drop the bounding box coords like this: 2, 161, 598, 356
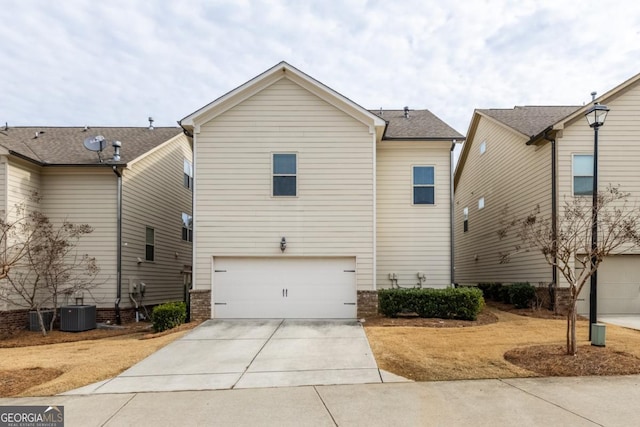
194, 77, 374, 293
555, 82, 640, 289
121, 134, 193, 306
454, 117, 552, 285
0, 158, 6, 214
40, 168, 117, 308
1, 159, 41, 310
376, 140, 451, 288
557, 81, 640, 247
6, 158, 41, 220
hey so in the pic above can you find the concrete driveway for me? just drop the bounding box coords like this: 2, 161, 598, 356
599, 315, 640, 331
67, 319, 407, 394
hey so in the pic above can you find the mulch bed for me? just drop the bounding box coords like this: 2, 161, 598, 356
0, 322, 152, 348
484, 300, 568, 319
362, 309, 498, 327
505, 344, 640, 376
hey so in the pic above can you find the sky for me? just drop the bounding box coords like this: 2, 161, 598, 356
1, 0, 639, 155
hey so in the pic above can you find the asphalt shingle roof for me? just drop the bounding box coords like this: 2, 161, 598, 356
478, 106, 581, 138
371, 109, 463, 140
0, 127, 183, 165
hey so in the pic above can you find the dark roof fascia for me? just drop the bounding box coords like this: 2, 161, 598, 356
381, 136, 466, 142
40, 163, 128, 168
380, 121, 390, 140
525, 126, 554, 145
5, 150, 128, 168
6, 150, 44, 167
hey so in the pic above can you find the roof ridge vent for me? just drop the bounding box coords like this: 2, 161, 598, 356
404, 106, 409, 118
148, 117, 154, 130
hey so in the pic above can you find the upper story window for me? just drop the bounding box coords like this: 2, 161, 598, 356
184, 159, 193, 190
413, 166, 435, 205
463, 207, 469, 232
182, 213, 193, 242
479, 141, 486, 154
145, 227, 155, 261
478, 197, 485, 209
573, 154, 593, 196
273, 153, 297, 197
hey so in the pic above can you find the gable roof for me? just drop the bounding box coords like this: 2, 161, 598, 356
454, 105, 580, 189
478, 106, 580, 139
552, 71, 640, 130
180, 61, 387, 140
371, 109, 464, 140
0, 127, 183, 166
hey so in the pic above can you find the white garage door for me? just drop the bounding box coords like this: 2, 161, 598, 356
577, 255, 640, 315
212, 257, 357, 319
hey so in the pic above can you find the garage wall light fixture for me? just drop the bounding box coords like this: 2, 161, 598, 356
280, 237, 287, 252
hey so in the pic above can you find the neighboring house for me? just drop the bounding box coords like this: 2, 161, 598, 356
454, 71, 640, 316
0, 125, 193, 330
180, 62, 462, 320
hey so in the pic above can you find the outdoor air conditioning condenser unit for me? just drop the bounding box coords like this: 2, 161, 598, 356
60, 305, 97, 332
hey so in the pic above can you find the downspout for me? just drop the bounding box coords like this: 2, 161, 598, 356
450, 140, 457, 286
544, 132, 558, 310
112, 166, 123, 325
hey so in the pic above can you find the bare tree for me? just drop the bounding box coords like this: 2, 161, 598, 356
1, 199, 99, 335
498, 185, 640, 355
0, 199, 44, 281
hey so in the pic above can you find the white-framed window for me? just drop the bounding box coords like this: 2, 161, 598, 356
184, 159, 193, 190
413, 166, 435, 205
181, 213, 193, 242
463, 207, 469, 232
479, 141, 486, 154
573, 154, 594, 196
478, 197, 485, 209
272, 153, 297, 197
145, 227, 155, 261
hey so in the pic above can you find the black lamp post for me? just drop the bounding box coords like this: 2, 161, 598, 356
584, 102, 609, 339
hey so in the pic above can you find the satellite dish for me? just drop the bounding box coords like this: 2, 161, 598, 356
83, 135, 106, 152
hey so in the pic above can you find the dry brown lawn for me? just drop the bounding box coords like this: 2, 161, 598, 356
0, 322, 198, 397
365, 306, 640, 381
3, 308, 640, 397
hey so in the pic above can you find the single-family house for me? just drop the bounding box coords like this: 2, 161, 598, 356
0, 125, 193, 330
180, 62, 463, 320
454, 71, 640, 316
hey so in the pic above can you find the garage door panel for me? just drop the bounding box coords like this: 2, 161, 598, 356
577, 255, 640, 316
213, 257, 356, 319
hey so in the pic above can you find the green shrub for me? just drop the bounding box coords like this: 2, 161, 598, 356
508, 282, 536, 309
151, 301, 187, 332
477, 283, 503, 300
476, 283, 492, 298
498, 285, 512, 303
378, 287, 484, 321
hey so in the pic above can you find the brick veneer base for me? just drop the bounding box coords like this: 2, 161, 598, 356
554, 287, 572, 315
0, 309, 31, 333
190, 289, 211, 322
1, 306, 150, 334
357, 290, 378, 317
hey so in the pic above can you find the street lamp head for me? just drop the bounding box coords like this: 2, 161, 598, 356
585, 103, 609, 128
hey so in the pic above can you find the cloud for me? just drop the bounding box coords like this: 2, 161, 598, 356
1, 0, 639, 137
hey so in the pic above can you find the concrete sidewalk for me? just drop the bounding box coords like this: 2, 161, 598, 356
2, 376, 639, 426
